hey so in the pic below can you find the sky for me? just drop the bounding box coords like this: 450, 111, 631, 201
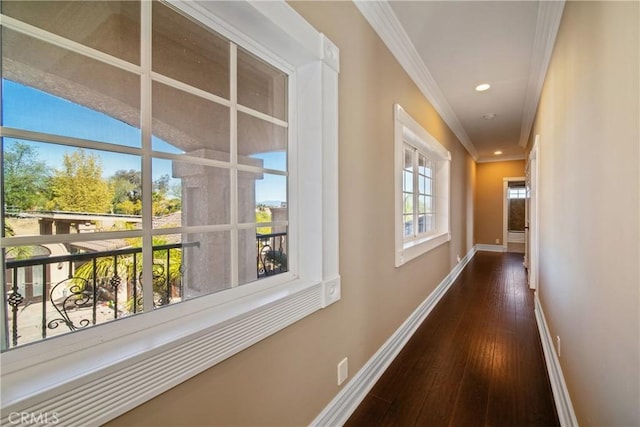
1, 80, 286, 203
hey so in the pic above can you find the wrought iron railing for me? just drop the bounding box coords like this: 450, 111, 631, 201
256, 232, 288, 278
3, 233, 287, 348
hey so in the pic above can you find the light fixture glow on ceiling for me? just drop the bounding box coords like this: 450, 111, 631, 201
494, 150, 503, 155
475, 83, 491, 92
482, 113, 496, 120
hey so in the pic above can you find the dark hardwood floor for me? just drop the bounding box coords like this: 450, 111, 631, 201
345, 252, 559, 427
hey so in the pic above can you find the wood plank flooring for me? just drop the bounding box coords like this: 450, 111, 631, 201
345, 252, 559, 427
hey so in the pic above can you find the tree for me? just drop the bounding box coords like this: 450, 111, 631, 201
47, 149, 113, 213
3, 141, 50, 210
110, 169, 142, 214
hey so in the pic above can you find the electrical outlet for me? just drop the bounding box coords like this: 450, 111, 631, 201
495, 238, 500, 244
337, 357, 348, 386
556, 336, 561, 358
456, 254, 461, 263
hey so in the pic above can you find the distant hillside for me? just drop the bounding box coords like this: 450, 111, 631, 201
258, 200, 286, 208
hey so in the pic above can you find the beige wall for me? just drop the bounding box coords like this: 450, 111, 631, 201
529, 1, 639, 425
107, 2, 474, 425
474, 160, 524, 245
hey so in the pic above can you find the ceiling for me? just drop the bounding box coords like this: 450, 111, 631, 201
356, 1, 565, 162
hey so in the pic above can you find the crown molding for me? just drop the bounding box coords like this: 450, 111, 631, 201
519, 0, 566, 147
477, 154, 526, 164
354, 1, 479, 161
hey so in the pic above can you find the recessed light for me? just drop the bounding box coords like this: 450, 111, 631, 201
482, 113, 496, 120
494, 150, 503, 155
475, 83, 491, 92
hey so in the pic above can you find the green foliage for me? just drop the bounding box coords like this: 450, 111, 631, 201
256, 207, 272, 234
46, 149, 113, 213
3, 141, 50, 210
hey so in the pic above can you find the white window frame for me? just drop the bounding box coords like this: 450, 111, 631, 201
394, 104, 450, 267
0, 2, 340, 425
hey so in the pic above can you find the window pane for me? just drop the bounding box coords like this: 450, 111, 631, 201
241, 227, 288, 286
153, 159, 230, 227
237, 47, 287, 121
3, 238, 148, 348
404, 148, 413, 171
403, 214, 413, 237
152, 82, 230, 157
2, 29, 141, 147
403, 193, 413, 215
237, 112, 287, 171
403, 170, 413, 193
152, 2, 229, 99
2, 140, 142, 237
423, 177, 432, 196
239, 173, 287, 224
425, 214, 435, 231
2, 1, 140, 64
419, 196, 427, 213
178, 231, 231, 299
425, 196, 433, 213
418, 214, 427, 234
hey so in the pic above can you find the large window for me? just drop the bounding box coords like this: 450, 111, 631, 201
1, 0, 289, 348
0, 1, 339, 423
394, 104, 450, 267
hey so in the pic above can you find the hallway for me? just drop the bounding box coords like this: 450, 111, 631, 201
345, 252, 559, 426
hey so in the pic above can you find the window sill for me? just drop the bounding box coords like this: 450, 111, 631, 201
396, 231, 450, 267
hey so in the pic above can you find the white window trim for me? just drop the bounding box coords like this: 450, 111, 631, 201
0, 2, 340, 425
394, 104, 450, 267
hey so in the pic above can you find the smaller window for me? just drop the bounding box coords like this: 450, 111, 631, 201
394, 104, 451, 267
508, 187, 527, 199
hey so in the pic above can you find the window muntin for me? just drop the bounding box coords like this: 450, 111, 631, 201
1, 0, 291, 350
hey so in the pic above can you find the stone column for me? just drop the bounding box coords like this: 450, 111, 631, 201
173, 149, 263, 296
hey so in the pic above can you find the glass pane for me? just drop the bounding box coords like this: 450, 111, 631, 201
418, 214, 427, 234
426, 214, 435, 231
3, 238, 147, 349
155, 158, 230, 227
403, 170, 413, 193
426, 196, 433, 213
152, 82, 230, 157
404, 148, 413, 171
424, 177, 432, 196
240, 227, 288, 286
2, 1, 140, 64
403, 214, 413, 237
237, 112, 287, 171
152, 2, 229, 99
237, 47, 288, 121
418, 176, 425, 194
2, 29, 141, 147
239, 173, 287, 224
177, 231, 232, 299
403, 193, 413, 215
419, 196, 427, 213
2, 140, 142, 237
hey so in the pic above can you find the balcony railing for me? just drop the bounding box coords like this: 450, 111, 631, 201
3, 233, 287, 349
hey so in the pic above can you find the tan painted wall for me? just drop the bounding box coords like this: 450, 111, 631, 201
107, 2, 474, 426
474, 160, 524, 245
529, 1, 639, 425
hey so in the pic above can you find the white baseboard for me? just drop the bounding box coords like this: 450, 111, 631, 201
310, 246, 477, 426
475, 244, 506, 252
534, 296, 578, 427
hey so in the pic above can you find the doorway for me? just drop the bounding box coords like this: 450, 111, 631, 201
526, 136, 540, 290
502, 177, 526, 253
